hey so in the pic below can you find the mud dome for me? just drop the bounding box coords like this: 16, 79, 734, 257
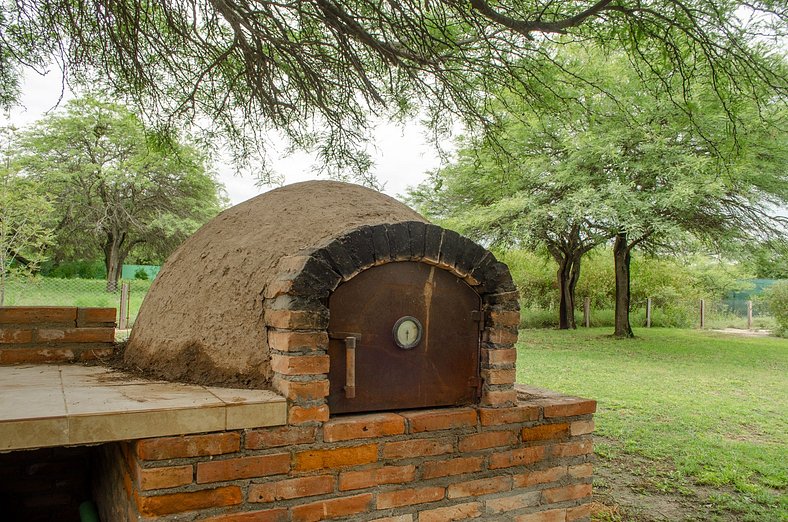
125, 181, 425, 388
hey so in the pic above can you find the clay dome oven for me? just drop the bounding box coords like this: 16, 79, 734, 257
125, 181, 520, 415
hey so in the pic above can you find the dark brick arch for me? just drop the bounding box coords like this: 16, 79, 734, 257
263, 222, 521, 425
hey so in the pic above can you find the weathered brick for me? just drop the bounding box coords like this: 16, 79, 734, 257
542, 483, 593, 504
437, 228, 461, 267
196, 454, 290, 483
0, 328, 33, 343
288, 404, 330, 425
459, 430, 517, 452
291, 493, 373, 522
552, 439, 593, 458
479, 406, 540, 426
249, 475, 334, 502
77, 307, 116, 326
387, 223, 413, 261
138, 465, 193, 491
339, 465, 415, 491
482, 349, 517, 365
270, 354, 329, 375
421, 456, 483, 479
0, 306, 77, 324
447, 475, 512, 499
407, 221, 427, 259
481, 368, 517, 385
376, 486, 445, 509
570, 420, 595, 436
200, 508, 288, 522
136, 433, 240, 460
245, 426, 317, 449
264, 309, 328, 330
567, 503, 593, 521
382, 438, 453, 460
489, 446, 546, 469
515, 509, 566, 522
420, 501, 482, 522
486, 491, 541, 513
401, 408, 477, 433
483, 328, 518, 345
521, 423, 570, 442
36, 327, 114, 343
294, 444, 378, 471
481, 389, 517, 407
136, 485, 242, 517
323, 413, 405, 442
488, 310, 521, 327
370, 516, 413, 522
513, 466, 567, 488
568, 463, 593, 479
267, 330, 328, 352
274, 378, 329, 401
0, 347, 77, 364
542, 399, 597, 418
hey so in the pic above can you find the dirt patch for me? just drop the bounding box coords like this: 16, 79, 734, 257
591, 436, 735, 521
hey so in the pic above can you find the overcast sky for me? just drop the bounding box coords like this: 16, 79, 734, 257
2, 70, 441, 206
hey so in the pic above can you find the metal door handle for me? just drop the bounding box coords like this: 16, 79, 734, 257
345, 336, 356, 398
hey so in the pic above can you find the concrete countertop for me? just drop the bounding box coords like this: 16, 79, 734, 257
0, 364, 287, 451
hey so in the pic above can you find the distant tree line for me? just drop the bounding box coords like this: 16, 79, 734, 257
1, 97, 226, 293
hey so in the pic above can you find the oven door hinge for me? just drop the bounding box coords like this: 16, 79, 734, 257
470, 310, 486, 331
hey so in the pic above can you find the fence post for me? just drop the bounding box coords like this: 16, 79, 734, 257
699, 299, 705, 329
119, 282, 130, 330
584, 297, 590, 328
747, 300, 753, 330
646, 297, 652, 328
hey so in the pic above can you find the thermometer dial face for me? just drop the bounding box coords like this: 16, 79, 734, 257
393, 316, 423, 350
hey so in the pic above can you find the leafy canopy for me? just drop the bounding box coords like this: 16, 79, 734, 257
1, 0, 785, 178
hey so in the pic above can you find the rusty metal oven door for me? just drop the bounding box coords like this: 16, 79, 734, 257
327, 261, 482, 414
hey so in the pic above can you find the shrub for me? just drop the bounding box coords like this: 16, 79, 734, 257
764, 280, 788, 337
134, 268, 150, 280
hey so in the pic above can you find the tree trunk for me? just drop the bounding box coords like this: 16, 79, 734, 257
103, 234, 125, 293
557, 255, 578, 330
613, 232, 634, 338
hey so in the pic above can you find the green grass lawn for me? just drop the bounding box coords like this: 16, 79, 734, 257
2, 277, 152, 326
517, 327, 787, 521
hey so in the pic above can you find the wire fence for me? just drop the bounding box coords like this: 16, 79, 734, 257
0, 276, 153, 328
522, 297, 777, 330
2, 276, 778, 332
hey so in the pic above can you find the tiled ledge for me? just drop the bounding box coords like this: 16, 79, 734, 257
0, 365, 286, 451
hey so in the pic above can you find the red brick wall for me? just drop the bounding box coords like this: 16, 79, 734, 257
0, 306, 115, 364
96, 393, 595, 521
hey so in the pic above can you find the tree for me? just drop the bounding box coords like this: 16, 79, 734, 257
409, 47, 787, 337
0, 127, 53, 305
408, 131, 611, 330
1, 1, 785, 177
12, 97, 226, 291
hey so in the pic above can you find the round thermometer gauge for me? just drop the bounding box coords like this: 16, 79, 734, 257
393, 316, 423, 350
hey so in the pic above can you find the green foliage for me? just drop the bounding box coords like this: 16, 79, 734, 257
765, 281, 788, 336
9, 96, 226, 286
40, 259, 106, 279
518, 328, 788, 521
133, 267, 149, 280
2, 1, 784, 178
504, 248, 760, 328
0, 126, 54, 304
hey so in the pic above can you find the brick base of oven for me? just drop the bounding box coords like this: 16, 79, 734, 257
94, 388, 596, 522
